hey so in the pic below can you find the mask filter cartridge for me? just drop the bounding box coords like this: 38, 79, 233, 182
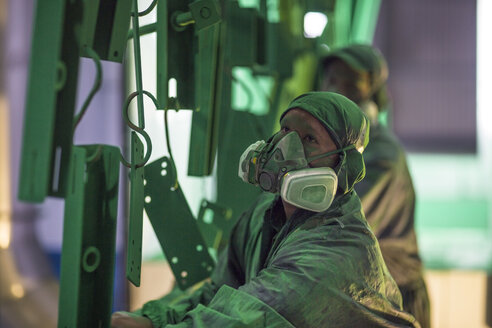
280, 167, 338, 212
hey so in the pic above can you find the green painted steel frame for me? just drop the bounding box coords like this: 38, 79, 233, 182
19, 0, 83, 202
157, 0, 222, 176
157, 0, 196, 110
58, 145, 120, 328
187, 24, 221, 176
80, 0, 133, 62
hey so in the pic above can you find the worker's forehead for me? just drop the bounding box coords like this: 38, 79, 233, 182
281, 108, 327, 133
325, 58, 367, 77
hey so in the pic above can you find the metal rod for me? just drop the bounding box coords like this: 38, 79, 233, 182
131, 0, 145, 129
73, 47, 102, 130
174, 11, 195, 27
127, 22, 157, 40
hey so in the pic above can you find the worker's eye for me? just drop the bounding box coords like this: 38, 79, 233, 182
281, 126, 290, 133
304, 135, 317, 143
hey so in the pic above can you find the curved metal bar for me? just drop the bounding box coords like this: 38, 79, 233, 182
142, 90, 160, 108
73, 47, 102, 130
119, 129, 152, 168
138, 0, 158, 17
86, 145, 104, 163
127, 22, 157, 40
120, 91, 156, 168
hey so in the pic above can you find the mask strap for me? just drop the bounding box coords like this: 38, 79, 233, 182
307, 144, 355, 163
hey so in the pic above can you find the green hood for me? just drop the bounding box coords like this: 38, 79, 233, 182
281, 92, 370, 194
319, 43, 390, 110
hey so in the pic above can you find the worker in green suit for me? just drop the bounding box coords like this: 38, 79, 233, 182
318, 44, 431, 328
112, 92, 420, 327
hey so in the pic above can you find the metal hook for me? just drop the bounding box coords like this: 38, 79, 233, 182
120, 91, 158, 168
137, 0, 158, 17
86, 145, 104, 164
73, 46, 102, 131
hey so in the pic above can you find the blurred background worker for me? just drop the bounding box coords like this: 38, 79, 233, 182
318, 44, 431, 328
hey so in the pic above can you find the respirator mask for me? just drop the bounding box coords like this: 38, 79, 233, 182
238, 131, 355, 212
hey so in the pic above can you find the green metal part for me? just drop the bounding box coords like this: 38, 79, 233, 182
157, 0, 196, 110
333, 0, 353, 47
265, 22, 295, 78
157, 0, 222, 176
58, 145, 120, 328
187, 24, 221, 176
73, 47, 102, 129
130, 0, 146, 129
156, 0, 221, 110
144, 156, 215, 290
188, 0, 222, 31
120, 91, 154, 169
227, 2, 295, 72
216, 110, 271, 233
19, 0, 82, 202
350, 0, 381, 44
80, 0, 133, 63
156, 0, 168, 109
126, 132, 145, 287
196, 200, 233, 251
227, 3, 261, 66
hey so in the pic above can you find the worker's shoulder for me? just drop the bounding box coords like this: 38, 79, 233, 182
296, 195, 372, 242
365, 124, 408, 166
286, 212, 377, 269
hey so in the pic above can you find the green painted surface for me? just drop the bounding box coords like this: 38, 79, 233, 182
144, 156, 215, 290
126, 132, 145, 287
231, 67, 274, 115
350, 0, 381, 44
58, 145, 120, 328
415, 199, 491, 270
416, 199, 489, 230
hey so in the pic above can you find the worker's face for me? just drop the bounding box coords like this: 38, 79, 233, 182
278, 108, 339, 168
320, 59, 372, 105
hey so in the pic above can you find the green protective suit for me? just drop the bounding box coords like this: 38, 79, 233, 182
139, 92, 420, 327
354, 122, 430, 327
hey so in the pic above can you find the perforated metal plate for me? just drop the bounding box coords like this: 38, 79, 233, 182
144, 156, 215, 289
196, 199, 233, 251
126, 132, 144, 287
